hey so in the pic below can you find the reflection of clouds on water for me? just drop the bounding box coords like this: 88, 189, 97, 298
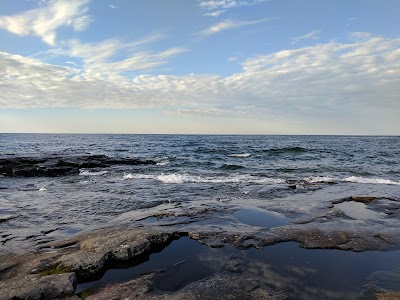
196, 247, 234, 270
245, 260, 300, 289
335, 201, 386, 220
244, 260, 356, 299
287, 265, 316, 277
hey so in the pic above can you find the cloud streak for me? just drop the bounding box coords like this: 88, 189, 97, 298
0, 0, 91, 45
292, 30, 320, 44
64, 35, 187, 77
198, 18, 273, 37
198, 0, 266, 10
198, 0, 267, 18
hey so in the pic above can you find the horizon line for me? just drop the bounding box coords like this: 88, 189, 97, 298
0, 132, 399, 137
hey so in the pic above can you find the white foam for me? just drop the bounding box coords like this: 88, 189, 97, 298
155, 156, 169, 161
124, 172, 285, 184
157, 173, 196, 183
343, 176, 400, 185
156, 161, 169, 166
123, 173, 154, 180
79, 170, 108, 176
38, 187, 47, 192
228, 153, 251, 158
304, 176, 335, 183
123, 173, 134, 179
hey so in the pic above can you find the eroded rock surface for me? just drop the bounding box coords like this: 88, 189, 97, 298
83, 271, 284, 300
1, 194, 399, 299
0, 228, 176, 299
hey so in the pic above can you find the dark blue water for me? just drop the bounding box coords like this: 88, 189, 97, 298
0, 134, 399, 253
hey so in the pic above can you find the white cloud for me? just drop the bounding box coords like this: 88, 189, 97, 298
291, 30, 320, 44
203, 10, 225, 17
198, 0, 266, 10
64, 35, 187, 77
198, 0, 267, 19
0, 0, 91, 45
166, 108, 228, 116
198, 18, 272, 37
1, 35, 399, 133
69, 15, 92, 32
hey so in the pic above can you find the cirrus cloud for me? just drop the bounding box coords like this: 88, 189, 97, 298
197, 18, 274, 37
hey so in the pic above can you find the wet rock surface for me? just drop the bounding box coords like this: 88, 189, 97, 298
0, 155, 156, 177
83, 271, 284, 300
0, 228, 177, 299
359, 268, 400, 299
1, 190, 399, 299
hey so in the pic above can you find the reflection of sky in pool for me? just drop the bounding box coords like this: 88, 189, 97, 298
233, 208, 290, 227
335, 201, 386, 220
76, 237, 400, 299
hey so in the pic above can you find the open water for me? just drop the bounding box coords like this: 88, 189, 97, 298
1, 134, 400, 298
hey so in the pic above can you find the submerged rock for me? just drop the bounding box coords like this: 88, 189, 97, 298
359, 268, 400, 299
83, 271, 284, 300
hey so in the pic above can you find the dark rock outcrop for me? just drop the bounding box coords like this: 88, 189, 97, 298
0, 155, 156, 177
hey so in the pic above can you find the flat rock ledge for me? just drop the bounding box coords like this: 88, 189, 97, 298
0, 228, 177, 299
1, 225, 399, 299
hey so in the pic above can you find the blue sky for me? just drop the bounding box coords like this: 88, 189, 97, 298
0, 0, 399, 134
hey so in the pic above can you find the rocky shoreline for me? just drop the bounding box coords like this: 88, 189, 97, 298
1, 216, 400, 299
1, 178, 400, 299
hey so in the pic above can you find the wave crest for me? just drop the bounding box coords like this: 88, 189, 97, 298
79, 170, 108, 176
228, 153, 251, 158
343, 176, 400, 185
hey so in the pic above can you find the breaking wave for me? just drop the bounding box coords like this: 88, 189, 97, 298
228, 153, 251, 158
123, 172, 285, 184
305, 176, 400, 185
79, 170, 109, 176
343, 176, 400, 185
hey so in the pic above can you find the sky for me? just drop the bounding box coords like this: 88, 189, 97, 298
0, 0, 399, 135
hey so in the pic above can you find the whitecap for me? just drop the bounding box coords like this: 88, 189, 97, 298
127, 172, 285, 185
304, 176, 335, 183
343, 176, 400, 185
123, 173, 154, 180
123, 172, 134, 179
156, 161, 170, 166
79, 170, 108, 176
228, 153, 251, 158
155, 156, 169, 161
157, 173, 196, 184
39, 187, 47, 192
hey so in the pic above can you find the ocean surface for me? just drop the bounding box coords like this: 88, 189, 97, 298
1, 134, 400, 253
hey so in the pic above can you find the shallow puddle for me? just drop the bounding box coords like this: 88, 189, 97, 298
243, 242, 400, 299
75, 237, 231, 294
233, 208, 290, 227
76, 237, 400, 299
335, 201, 386, 220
